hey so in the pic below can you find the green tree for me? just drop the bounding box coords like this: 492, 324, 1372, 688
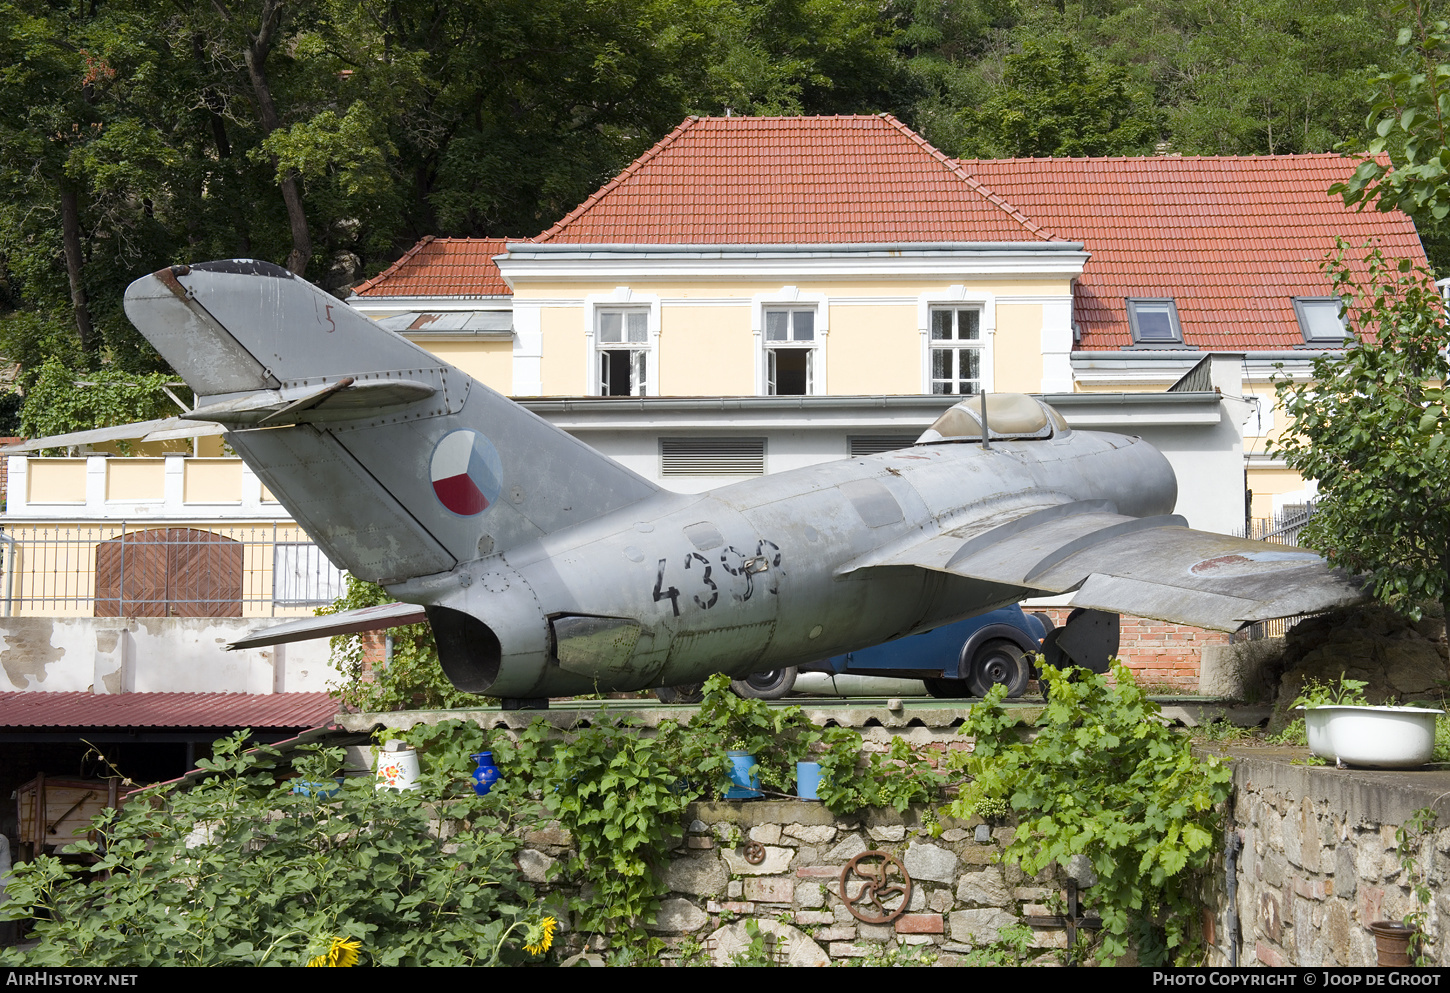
1272, 248, 1450, 622
18, 356, 178, 452
1332, 0, 1450, 273
962, 37, 1159, 158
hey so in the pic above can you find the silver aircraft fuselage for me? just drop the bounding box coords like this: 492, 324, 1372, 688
390, 427, 1175, 698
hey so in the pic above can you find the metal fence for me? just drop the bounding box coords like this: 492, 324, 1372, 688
1230, 501, 1320, 642
0, 523, 347, 618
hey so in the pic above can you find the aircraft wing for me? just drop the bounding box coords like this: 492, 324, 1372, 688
841, 500, 1363, 632
228, 601, 430, 651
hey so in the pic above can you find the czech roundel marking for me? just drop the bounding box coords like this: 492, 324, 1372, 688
429, 429, 502, 516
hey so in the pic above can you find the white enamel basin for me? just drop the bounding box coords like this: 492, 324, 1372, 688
1300, 705, 1443, 769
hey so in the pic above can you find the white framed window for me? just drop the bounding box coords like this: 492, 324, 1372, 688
928, 307, 983, 395
753, 287, 827, 396
586, 288, 660, 397
918, 287, 994, 395
764, 307, 816, 395
597, 308, 649, 396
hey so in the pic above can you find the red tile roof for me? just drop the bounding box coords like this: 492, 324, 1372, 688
352, 235, 516, 297
0, 691, 339, 729
960, 155, 1428, 350
535, 115, 1060, 245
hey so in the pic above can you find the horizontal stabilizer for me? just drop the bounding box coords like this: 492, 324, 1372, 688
1, 418, 226, 453
183, 377, 440, 427
845, 501, 1364, 631
229, 601, 429, 650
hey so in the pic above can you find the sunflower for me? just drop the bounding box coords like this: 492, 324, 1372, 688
523, 916, 557, 956
306, 936, 362, 967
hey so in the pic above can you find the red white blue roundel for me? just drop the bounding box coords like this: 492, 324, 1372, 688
429, 429, 502, 516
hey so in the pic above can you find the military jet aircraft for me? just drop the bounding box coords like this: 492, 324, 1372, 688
109, 260, 1361, 707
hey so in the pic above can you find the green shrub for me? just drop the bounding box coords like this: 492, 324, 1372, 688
0, 731, 548, 967
950, 662, 1233, 965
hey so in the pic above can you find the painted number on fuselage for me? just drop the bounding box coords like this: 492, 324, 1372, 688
653, 539, 781, 617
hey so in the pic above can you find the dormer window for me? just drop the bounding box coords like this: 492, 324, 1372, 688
1293, 297, 1347, 346
1125, 298, 1184, 346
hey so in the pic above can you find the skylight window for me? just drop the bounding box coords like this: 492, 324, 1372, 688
1293, 297, 1347, 345
1125, 298, 1184, 346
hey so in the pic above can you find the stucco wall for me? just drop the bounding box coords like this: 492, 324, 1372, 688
0, 616, 340, 694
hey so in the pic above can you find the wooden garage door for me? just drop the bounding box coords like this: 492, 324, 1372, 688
94, 529, 243, 617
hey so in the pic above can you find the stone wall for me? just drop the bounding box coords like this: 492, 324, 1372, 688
519, 800, 1076, 966
1206, 751, 1450, 968
512, 751, 1450, 967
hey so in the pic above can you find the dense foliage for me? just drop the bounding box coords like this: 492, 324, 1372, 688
18, 356, 178, 451
0, 732, 549, 967
2, 668, 1241, 966
950, 663, 1233, 965
1272, 248, 1450, 621
1332, 1, 1450, 269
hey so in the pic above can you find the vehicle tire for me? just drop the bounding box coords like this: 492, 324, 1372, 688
923, 677, 971, 699
967, 640, 1031, 699
730, 667, 798, 700
655, 683, 704, 704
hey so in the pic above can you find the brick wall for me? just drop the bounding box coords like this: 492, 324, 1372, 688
0, 439, 19, 507
1039, 608, 1230, 693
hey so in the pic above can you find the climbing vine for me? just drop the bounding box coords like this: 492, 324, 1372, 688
319, 577, 486, 712
949, 663, 1233, 965
19, 356, 178, 453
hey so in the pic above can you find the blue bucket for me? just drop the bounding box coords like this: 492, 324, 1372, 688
796, 761, 822, 800
724, 750, 762, 799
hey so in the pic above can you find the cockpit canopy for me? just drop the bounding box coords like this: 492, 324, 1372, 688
915, 393, 1071, 445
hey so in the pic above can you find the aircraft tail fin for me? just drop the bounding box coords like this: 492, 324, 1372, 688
124, 260, 662, 584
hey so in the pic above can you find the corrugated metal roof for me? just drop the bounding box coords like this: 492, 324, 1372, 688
353, 235, 518, 298
0, 692, 339, 729
960, 155, 1428, 351
535, 115, 1059, 245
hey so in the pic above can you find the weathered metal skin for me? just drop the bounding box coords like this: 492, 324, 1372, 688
122, 262, 1363, 699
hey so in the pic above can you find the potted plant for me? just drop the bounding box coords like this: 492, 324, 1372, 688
1293, 675, 1444, 769
689, 674, 823, 798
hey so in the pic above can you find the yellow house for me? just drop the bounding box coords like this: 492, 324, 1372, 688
351, 115, 1427, 525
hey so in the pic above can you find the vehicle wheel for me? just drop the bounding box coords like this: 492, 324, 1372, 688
655, 682, 704, 704
967, 640, 1030, 698
730, 667, 798, 700
923, 677, 971, 699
